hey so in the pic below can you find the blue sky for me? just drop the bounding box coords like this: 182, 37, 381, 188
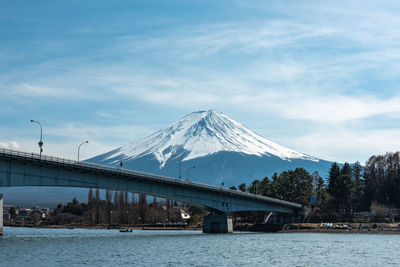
1, 0, 399, 163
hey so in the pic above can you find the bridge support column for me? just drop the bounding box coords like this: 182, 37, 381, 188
203, 214, 233, 233
0, 194, 3, 236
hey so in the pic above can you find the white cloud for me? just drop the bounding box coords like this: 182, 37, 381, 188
45, 123, 153, 144
0, 142, 8, 148
282, 128, 400, 164
13, 83, 65, 97
0, 141, 21, 149
270, 94, 400, 123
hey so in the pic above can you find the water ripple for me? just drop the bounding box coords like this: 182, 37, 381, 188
1, 228, 400, 266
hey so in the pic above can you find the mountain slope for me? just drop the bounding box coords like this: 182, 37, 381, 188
89, 110, 331, 186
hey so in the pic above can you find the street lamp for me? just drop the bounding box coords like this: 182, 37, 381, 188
78, 140, 89, 162
30, 120, 43, 158
179, 160, 182, 180
186, 166, 195, 181
171, 153, 182, 180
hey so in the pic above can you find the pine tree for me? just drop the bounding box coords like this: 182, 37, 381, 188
249, 179, 260, 194
341, 162, 352, 176
238, 183, 247, 192
352, 161, 363, 210
328, 162, 341, 195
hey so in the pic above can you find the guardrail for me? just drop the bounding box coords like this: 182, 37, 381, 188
0, 148, 302, 209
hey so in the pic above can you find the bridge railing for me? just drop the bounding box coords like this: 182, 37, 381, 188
0, 148, 302, 209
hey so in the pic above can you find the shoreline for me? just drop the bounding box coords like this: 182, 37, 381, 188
279, 229, 400, 235
5, 222, 400, 234
4, 222, 202, 231
236, 222, 400, 234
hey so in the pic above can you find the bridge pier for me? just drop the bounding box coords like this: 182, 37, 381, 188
203, 214, 233, 233
0, 194, 3, 236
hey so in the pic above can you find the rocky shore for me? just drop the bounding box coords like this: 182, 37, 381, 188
235, 222, 400, 234
281, 223, 400, 234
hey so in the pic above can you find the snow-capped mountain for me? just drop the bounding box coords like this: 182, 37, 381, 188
102, 110, 317, 167
89, 110, 332, 186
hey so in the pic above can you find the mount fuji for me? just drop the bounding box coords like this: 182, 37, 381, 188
88, 110, 332, 186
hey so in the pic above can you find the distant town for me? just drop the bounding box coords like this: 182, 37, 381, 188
3, 191, 202, 229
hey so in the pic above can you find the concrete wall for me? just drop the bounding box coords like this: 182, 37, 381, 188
0, 194, 3, 236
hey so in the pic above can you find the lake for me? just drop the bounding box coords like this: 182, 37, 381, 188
1, 227, 399, 266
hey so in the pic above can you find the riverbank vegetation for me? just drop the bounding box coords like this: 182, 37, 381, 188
233, 152, 400, 222
4, 191, 204, 228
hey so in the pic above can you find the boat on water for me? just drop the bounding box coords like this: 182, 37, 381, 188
119, 229, 133, 233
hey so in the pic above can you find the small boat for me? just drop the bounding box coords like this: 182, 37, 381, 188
119, 229, 133, 233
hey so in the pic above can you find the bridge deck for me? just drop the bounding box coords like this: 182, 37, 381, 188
0, 148, 302, 213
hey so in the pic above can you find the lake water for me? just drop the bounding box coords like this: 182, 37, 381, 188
1, 227, 399, 266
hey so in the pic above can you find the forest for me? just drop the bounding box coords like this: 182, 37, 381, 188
232, 152, 400, 222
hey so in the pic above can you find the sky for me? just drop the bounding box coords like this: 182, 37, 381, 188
1, 0, 399, 164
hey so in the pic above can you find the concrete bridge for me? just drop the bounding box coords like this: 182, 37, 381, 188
0, 148, 304, 234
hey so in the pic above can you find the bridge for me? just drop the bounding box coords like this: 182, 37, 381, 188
0, 148, 304, 233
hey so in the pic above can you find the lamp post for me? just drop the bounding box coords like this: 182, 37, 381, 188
170, 153, 181, 180
78, 140, 89, 162
179, 160, 182, 180
186, 166, 195, 181
30, 120, 43, 158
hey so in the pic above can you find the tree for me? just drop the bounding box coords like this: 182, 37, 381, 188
238, 183, 247, 192
62, 197, 87, 216
352, 161, 364, 210
249, 179, 260, 194
113, 191, 119, 223
88, 188, 94, 224
291, 168, 313, 205
327, 162, 356, 215
272, 168, 313, 205
229, 186, 237, 190
8, 207, 17, 218
105, 189, 112, 224
327, 162, 340, 195
139, 194, 147, 224
88, 188, 93, 203
341, 162, 352, 176
364, 152, 400, 208
118, 191, 126, 224
259, 177, 276, 197
315, 177, 329, 207
95, 188, 101, 224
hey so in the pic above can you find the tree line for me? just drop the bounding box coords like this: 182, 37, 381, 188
231, 152, 400, 221
52, 189, 188, 226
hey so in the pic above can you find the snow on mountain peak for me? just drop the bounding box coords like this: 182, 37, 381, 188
105, 110, 318, 167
